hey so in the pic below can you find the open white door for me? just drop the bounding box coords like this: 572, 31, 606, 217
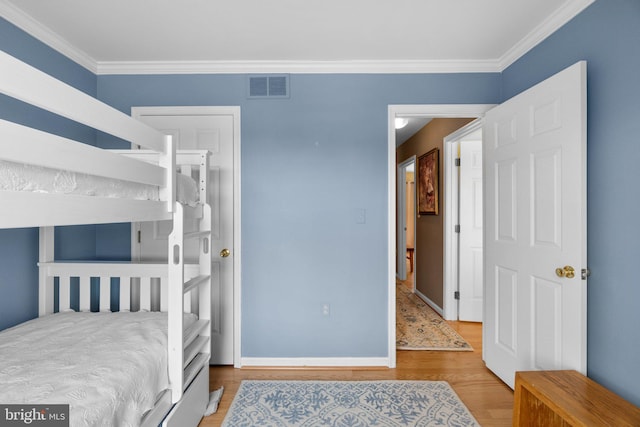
132, 107, 239, 366
483, 62, 587, 388
458, 137, 483, 322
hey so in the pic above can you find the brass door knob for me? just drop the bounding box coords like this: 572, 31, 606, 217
555, 265, 575, 279
220, 248, 231, 258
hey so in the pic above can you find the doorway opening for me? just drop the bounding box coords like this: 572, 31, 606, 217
397, 156, 416, 291
387, 104, 494, 367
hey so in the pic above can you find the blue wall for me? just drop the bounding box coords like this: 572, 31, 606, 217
1, 0, 638, 406
96, 73, 500, 358
501, 0, 640, 406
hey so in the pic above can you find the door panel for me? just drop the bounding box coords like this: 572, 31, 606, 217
496, 159, 517, 241
533, 276, 562, 369
496, 266, 516, 351
484, 61, 587, 388
532, 149, 562, 246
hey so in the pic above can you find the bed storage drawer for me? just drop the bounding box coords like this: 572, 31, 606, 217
162, 366, 209, 427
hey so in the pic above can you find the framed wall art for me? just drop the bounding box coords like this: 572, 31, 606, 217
418, 148, 439, 215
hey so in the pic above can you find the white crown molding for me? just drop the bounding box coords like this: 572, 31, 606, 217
0, 0, 97, 73
1, 0, 594, 76
499, 0, 595, 70
96, 59, 502, 75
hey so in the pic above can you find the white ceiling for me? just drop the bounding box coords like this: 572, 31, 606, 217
0, 0, 593, 74
396, 118, 432, 146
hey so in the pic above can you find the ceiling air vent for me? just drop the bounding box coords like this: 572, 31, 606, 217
247, 74, 290, 98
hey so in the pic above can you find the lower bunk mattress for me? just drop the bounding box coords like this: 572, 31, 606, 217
0, 311, 195, 427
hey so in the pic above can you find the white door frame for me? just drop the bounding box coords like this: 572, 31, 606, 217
443, 119, 484, 321
397, 156, 416, 283
387, 104, 494, 367
130, 105, 242, 368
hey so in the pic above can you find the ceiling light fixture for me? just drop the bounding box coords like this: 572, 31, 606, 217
395, 118, 409, 129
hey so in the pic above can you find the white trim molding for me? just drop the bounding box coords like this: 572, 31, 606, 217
1, 0, 595, 75
387, 108, 397, 369
96, 59, 501, 75
0, 0, 96, 73
390, 104, 496, 119
415, 288, 443, 318
239, 357, 390, 368
499, 0, 595, 70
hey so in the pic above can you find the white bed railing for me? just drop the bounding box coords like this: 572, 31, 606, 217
0, 50, 165, 152
0, 119, 165, 186
0, 48, 177, 227
37, 260, 201, 314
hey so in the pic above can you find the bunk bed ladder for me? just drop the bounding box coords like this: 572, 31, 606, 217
167, 153, 212, 404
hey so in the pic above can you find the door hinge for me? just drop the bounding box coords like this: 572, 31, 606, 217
454, 291, 460, 300
137, 230, 141, 244
455, 225, 460, 233
455, 158, 461, 167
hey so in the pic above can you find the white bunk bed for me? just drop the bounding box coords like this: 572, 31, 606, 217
0, 49, 212, 427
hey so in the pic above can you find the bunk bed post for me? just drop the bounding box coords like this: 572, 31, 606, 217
199, 153, 212, 360
38, 227, 54, 315
160, 134, 176, 213
168, 202, 185, 403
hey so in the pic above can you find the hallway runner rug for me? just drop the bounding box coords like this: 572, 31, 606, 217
396, 283, 473, 351
221, 380, 480, 426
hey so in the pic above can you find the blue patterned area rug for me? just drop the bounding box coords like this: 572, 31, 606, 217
221, 380, 480, 426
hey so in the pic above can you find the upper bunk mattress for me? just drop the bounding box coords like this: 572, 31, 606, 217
0, 160, 198, 206
0, 311, 195, 427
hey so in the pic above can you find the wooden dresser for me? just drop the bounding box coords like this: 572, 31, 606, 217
513, 370, 640, 426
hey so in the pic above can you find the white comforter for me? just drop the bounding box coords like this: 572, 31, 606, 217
0, 160, 198, 206
0, 311, 193, 427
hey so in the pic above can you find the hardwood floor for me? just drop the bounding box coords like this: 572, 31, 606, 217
199, 320, 514, 426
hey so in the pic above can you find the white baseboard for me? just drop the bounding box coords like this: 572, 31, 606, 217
239, 357, 391, 368
414, 289, 444, 317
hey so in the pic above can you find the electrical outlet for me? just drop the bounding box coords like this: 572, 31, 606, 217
355, 208, 366, 224
322, 303, 330, 316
